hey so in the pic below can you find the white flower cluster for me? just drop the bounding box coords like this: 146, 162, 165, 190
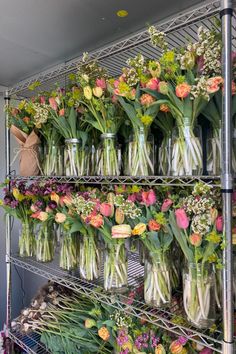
191, 77, 210, 100
126, 53, 145, 70
113, 195, 141, 219
148, 26, 167, 50
192, 212, 212, 235
122, 67, 139, 86
72, 195, 96, 216
32, 103, 49, 128
110, 310, 132, 329
183, 195, 215, 215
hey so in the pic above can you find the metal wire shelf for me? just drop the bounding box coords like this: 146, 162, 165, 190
8, 330, 49, 354
8, 174, 222, 187
10, 253, 224, 353
8, 0, 227, 97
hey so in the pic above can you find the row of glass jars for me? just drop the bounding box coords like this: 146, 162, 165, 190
40, 127, 236, 177
19, 221, 221, 330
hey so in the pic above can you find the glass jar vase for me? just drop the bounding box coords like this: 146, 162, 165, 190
206, 128, 221, 175
144, 251, 171, 308
125, 128, 155, 176
96, 133, 121, 176
171, 119, 203, 176
36, 222, 55, 262
104, 242, 128, 291
43, 143, 64, 176
64, 138, 89, 176
158, 136, 172, 175
19, 220, 36, 257
183, 262, 216, 329
59, 231, 79, 271
79, 234, 101, 281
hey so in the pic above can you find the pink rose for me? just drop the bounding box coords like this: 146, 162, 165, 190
99, 202, 114, 217
96, 78, 106, 89
49, 97, 58, 111
215, 215, 223, 232
175, 209, 189, 229
141, 189, 156, 206
161, 198, 173, 212
59, 108, 65, 116
140, 93, 155, 106
55, 212, 66, 223
146, 78, 159, 90
175, 83, 191, 98
90, 214, 104, 228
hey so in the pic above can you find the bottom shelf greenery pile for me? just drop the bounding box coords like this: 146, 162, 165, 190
12, 282, 214, 354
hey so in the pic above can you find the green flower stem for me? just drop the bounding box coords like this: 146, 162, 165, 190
65, 144, 88, 176
36, 223, 54, 262
79, 234, 101, 281
104, 242, 127, 291
59, 232, 78, 270
19, 220, 36, 257
97, 138, 120, 176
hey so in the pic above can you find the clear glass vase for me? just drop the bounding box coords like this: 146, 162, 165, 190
158, 136, 172, 175
183, 262, 216, 329
64, 138, 89, 176
43, 143, 63, 176
79, 234, 101, 281
144, 252, 171, 308
206, 128, 221, 175
19, 221, 36, 257
59, 231, 78, 270
125, 128, 155, 176
104, 242, 128, 291
96, 133, 121, 176
36, 222, 55, 262
171, 119, 203, 176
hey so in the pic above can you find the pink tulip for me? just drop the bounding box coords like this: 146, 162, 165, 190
39, 96, 46, 104
49, 97, 58, 111
113, 80, 120, 89
99, 202, 114, 217
215, 215, 223, 232
161, 198, 173, 212
141, 189, 156, 206
96, 78, 106, 89
146, 78, 159, 90
90, 214, 104, 228
59, 108, 65, 116
111, 95, 118, 103
127, 194, 137, 202
175, 209, 189, 229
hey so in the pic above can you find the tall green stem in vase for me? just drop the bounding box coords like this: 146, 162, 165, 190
19, 219, 36, 257
79, 230, 101, 281
36, 221, 55, 262
96, 134, 121, 176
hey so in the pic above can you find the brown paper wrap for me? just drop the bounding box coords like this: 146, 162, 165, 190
10, 125, 41, 176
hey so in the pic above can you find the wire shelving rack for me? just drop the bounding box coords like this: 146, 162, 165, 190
4, 1, 235, 353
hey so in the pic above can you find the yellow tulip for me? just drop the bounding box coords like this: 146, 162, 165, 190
83, 86, 92, 100
132, 223, 146, 236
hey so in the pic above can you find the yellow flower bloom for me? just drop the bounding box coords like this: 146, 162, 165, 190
131, 185, 141, 193
140, 115, 153, 126
98, 327, 110, 341
50, 192, 60, 205
132, 223, 146, 236
18, 100, 26, 110
155, 344, 166, 354
122, 341, 133, 351
12, 188, 24, 201
93, 86, 103, 98
208, 253, 217, 263
206, 231, 221, 244
83, 86, 93, 100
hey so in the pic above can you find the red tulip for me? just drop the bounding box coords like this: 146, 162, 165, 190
215, 215, 223, 232
141, 189, 156, 206
161, 198, 173, 212
175, 209, 189, 229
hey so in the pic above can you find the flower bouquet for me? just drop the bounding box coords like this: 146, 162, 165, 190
147, 26, 223, 176
1, 181, 36, 257
113, 54, 160, 176
169, 182, 223, 328
77, 54, 123, 176
7, 100, 41, 176
49, 89, 89, 176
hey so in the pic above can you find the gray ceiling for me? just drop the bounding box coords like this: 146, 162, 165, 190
0, 0, 205, 87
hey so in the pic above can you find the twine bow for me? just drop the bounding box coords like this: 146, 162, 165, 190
11, 147, 43, 175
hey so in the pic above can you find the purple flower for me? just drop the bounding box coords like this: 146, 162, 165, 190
177, 336, 188, 345
134, 336, 142, 350
117, 330, 129, 347
120, 349, 129, 354
10, 200, 19, 208
3, 196, 12, 206
200, 348, 213, 354
151, 335, 159, 348
48, 201, 57, 210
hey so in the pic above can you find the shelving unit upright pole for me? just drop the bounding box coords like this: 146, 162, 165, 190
221, 0, 234, 353
4, 89, 11, 353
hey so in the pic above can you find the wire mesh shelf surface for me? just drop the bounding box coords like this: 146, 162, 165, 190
10, 253, 224, 353
9, 330, 49, 354
8, 174, 222, 187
